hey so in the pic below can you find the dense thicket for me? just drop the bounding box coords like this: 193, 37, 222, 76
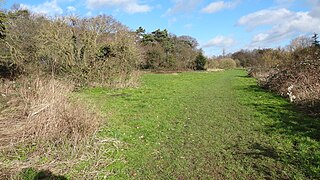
231, 35, 320, 114
0, 10, 141, 87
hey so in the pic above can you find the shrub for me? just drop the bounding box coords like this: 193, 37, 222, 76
36, 15, 141, 87
217, 58, 237, 69
207, 58, 237, 70
263, 47, 320, 114
0, 12, 141, 87
206, 59, 219, 69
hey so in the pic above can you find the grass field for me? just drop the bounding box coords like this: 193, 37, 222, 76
77, 69, 320, 179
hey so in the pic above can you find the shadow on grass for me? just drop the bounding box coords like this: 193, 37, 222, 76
238, 83, 320, 178
21, 168, 67, 180
244, 143, 279, 159
242, 84, 320, 141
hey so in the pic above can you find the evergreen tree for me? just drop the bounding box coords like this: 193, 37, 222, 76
312, 33, 320, 47
195, 51, 207, 70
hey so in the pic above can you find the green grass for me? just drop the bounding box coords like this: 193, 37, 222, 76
79, 69, 319, 179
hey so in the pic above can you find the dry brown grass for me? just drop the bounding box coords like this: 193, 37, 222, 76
0, 77, 113, 178
0, 77, 101, 147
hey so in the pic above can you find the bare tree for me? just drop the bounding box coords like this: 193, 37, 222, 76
287, 35, 313, 51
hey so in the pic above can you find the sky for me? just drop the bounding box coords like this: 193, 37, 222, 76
2, 0, 320, 56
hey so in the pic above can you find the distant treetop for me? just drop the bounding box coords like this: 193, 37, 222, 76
312, 33, 320, 47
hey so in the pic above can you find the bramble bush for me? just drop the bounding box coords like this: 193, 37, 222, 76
232, 35, 319, 114
264, 47, 320, 114
0, 11, 141, 87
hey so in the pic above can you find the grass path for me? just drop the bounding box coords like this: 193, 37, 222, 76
81, 69, 320, 179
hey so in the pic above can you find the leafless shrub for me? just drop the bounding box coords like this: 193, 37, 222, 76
36, 15, 141, 87
263, 47, 320, 114
237, 38, 319, 114
206, 59, 219, 70
1, 11, 141, 87
207, 58, 237, 70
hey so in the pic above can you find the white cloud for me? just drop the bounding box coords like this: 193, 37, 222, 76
124, 3, 151, 13
309, 0, 320, 17
86, 0, 151, 13
203, 35, 236, 48
20, 0, 63, 16
164, 0, 202, 16
201, 0, 240, 14
252, 33, 269, 42
238, 8, 320, 47
237, 8, 293, 29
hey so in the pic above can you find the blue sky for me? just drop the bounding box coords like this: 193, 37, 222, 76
2, 0, 320, 56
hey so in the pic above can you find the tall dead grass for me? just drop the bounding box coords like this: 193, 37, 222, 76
0, 77, 110, 178
0, 77, 101, 147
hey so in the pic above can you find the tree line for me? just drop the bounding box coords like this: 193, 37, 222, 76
0, 8, 207, 87
136, 27, 205, 71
